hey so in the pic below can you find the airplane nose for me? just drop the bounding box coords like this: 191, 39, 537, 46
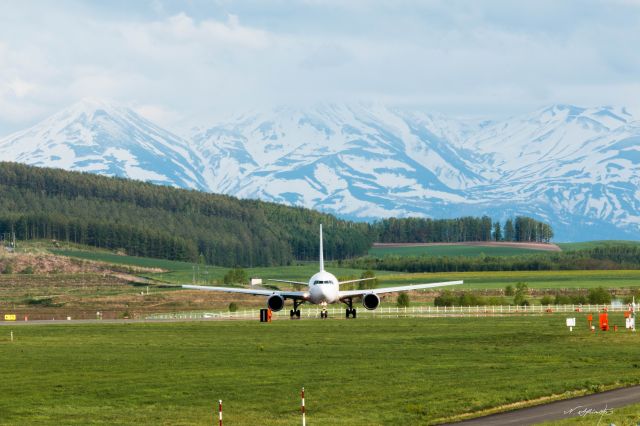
321, 286, 336, 303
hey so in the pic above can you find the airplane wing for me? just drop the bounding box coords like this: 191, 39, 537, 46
337, 277, 376, 286
268, 279, 309, 286
183, 285, 308, 300
338, 280, 463, 298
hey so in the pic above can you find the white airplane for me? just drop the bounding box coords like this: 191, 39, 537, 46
183, 225, 463, 318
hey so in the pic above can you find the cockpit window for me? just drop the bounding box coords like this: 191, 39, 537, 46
313, 280, 333, 285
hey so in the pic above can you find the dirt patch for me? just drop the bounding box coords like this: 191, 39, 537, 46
373, 241, 562, 252
0, 251, 162, 275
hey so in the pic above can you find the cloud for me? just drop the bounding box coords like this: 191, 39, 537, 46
0, 1, 639, 134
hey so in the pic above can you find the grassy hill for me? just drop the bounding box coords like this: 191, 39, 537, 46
0, 162, 372, 267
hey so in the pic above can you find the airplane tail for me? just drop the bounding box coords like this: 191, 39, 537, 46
319, 224, 324, 271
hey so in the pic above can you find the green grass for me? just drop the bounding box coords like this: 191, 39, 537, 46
1, 316, 639, 425
543, 401, 640, 425
52, 249, 640, 291
52, 249, 391, 284
378, 270, 640, 290
557, 240, 640, 251
369, 245, 548, 257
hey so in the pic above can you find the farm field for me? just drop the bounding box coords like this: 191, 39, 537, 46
1, 316, 639, 425
368, 244, 552, 257
557, 240, 640, 251
51, 249, 640, 291
53, 249, 395, 284
379, 270, 640, 290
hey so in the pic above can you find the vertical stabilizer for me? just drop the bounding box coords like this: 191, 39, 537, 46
319, 224, 324, 271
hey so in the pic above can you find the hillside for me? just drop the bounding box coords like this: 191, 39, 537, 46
0, 162, 372, 267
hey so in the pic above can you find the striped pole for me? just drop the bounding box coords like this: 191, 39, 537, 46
218, 400, 222, 426
301, 387, 306, 426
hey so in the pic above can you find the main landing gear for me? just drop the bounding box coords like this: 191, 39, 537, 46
343, 298, 357, 319
290, 299, 303, 319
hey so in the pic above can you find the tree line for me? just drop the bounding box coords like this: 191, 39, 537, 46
371, 216, 553, 243
0, 162, 556, 267
347, 245, 640, 273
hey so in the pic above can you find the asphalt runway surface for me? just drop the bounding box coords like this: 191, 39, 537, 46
446, 385, 640, 425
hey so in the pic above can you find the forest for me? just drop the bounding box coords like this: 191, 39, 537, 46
347, 245, 640, 272
373, 216, 553, 243
0, 162, 373, 266
0, 162, 554, 267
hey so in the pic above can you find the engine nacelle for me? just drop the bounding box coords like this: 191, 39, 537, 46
267, 294, 285, 312
362, 293, 380, 310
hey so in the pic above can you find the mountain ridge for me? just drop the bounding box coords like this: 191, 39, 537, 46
1, 100, 639, 241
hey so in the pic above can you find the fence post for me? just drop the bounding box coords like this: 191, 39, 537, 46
301, 387, 306, 426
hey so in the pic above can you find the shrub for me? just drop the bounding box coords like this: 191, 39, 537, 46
20, 266, 34, 274
570, 294, 588, 305
486, 296, 507, 306
505, 285, 514, 296
588, 287, 611, 304
434, 290, 456, 307
228, 302, 238, 312
623, 289, 640, 304
396, 292, 410, 308
2, 263, 13, 274
540, 295, 553, 305
458, 292, 485, 306
223, 268, 247, 285
513, 282, 529, 306
554, 294, 572, 305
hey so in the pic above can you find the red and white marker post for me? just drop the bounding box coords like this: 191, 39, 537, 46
301, 387, 306, 426
218, 400, 223, 426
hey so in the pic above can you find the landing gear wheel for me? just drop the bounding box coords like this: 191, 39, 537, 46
345, 308, 357, 319
291, 300, 304, 319
321, 310, 328, 319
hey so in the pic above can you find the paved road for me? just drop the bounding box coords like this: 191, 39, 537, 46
445, 385, 640, 425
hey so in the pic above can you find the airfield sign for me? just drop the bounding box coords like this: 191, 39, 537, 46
566, 317, 576, 332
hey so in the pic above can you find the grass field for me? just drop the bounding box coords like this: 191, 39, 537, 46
379, 270, 640, 290
52, 249, 394, 284
545, 402, 640, 425
558, 240, 640, 251
368, 245, 548, 257
1, 316, 639, 425
52, 249, 640, 292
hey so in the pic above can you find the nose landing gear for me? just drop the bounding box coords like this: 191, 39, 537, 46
320, 302, 328, 319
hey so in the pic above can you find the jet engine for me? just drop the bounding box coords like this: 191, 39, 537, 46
362, 293, 380, 310
267, 294, 285, 311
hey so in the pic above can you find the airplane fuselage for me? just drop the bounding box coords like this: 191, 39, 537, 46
307, 270, 339, 304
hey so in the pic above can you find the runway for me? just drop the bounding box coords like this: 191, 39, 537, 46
446, 385, 640, 425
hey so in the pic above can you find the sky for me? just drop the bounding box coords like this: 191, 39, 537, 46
1, 0, 639, 136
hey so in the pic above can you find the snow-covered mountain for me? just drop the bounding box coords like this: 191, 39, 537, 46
193, 103, 640, 240
2, 100, 639, 241
0, 99, 207, 190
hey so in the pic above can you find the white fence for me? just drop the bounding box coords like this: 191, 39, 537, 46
145, 304, 631, 321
